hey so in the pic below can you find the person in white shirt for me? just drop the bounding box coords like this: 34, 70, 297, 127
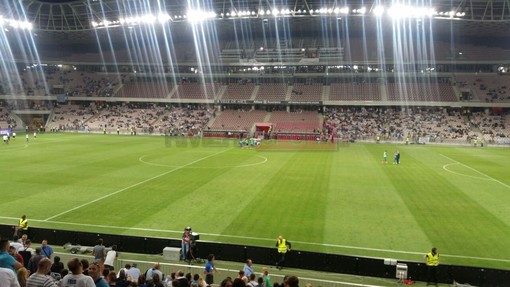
103, 245, 117, 271
61, 258, 94, 287
0, 267, 20, 287
125, 263, 140, 282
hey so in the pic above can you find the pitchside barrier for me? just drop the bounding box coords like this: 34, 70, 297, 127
1, 225, 509, 286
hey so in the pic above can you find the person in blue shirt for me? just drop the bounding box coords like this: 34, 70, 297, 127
0, 239, 23, 273
243, 259, 254, 278
204, 254, 217, 286
41, 240, 54, 259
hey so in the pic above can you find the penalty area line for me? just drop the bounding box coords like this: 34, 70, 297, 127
43, 148, 233, 221
440, 154, 510, 190
1, 216, 509, 263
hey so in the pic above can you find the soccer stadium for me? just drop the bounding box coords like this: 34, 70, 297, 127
1, 0, 510, 286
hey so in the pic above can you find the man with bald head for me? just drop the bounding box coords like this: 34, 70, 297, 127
26, 257, 58, 287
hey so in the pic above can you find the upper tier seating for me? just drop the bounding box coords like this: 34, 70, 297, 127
209, 109, 267, 131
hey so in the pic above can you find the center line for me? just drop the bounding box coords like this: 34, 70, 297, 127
44, 148, 232, 221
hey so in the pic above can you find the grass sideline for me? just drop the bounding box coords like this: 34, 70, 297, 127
0, 133, 510, 270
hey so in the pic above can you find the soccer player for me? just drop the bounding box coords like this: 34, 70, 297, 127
383, 150, 388, 164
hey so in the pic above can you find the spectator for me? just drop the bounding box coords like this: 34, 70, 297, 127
51, 256, 64, 274
61, 258, 94, 287
26, 258, 58, 287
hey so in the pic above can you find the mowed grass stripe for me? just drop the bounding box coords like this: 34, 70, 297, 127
382, 146, 510, 265
326, 144, 429, 259
2, 134, 510, 268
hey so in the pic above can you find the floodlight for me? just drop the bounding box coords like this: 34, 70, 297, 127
186, 10, 216, 23
157, 13, 171, 23
373, 6, 385, 17
358, 7, 366, 14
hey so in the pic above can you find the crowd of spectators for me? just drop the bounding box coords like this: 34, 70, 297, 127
0, 107, 18, 129
469, 111, 510, 142
1, 233, 301, 287
48, 103, 214, 136
323, 107, 476, 142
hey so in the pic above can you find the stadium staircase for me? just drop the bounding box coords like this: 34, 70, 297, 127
250, 85, 260, 100
216, 85, 227, 100
285, 86, 293, 101
322, 85, 330, 101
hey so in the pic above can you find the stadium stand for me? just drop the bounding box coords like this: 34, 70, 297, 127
48, 104, 95, 131
385, 81, 457, 102
255, 83, 289, 101
455, 74, 510, 102
329, 82, 382, 101
289, 83, 323, 102
269, 111, 321, 133
323, 107, 474, 142
222, 83, 256, 101
209, 109, 267, 131
115, 77, 173, 98
173, 83, 221, 100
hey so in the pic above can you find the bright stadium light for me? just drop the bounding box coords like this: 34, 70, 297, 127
373, 6, 385, 17
157, 13, 171, 23
186, 10, 216, 23
387, 5, 436, 19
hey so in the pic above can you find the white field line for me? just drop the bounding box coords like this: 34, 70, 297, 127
138, 154, 268, 169
442, 163, 494, 181
1, 216, 510, 263
440, 154, 510, 189
44, 148, 233, 221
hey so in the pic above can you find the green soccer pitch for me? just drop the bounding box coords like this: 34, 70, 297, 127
1, 133, 509, 270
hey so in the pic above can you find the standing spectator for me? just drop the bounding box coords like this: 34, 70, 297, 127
176, 270, 188, 287
104, 245, 117, 271
25, 258, 57, 287
275, 236, 291, 270
61, 258, 94, 287
243, 260, 253, 279
203, 254, 217, 287
92, 239, 106, 270
40, 240, 53, 259
181, 227, 192, 261
425, 247, 439, 286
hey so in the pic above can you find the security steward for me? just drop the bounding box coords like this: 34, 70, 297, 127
275, 235, 291, 270
18, 214, 28, 238
425, 247, 439, 286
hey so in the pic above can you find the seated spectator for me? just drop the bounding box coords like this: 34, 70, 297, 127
51, 256, 64, 274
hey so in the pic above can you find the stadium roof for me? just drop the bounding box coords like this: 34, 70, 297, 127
2, 0, 510, 31
0, 0, 509, 46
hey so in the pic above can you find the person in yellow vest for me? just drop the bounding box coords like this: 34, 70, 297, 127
425, 247, 439, 286
17, 214, 28, 238
275, 235, 291, 270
